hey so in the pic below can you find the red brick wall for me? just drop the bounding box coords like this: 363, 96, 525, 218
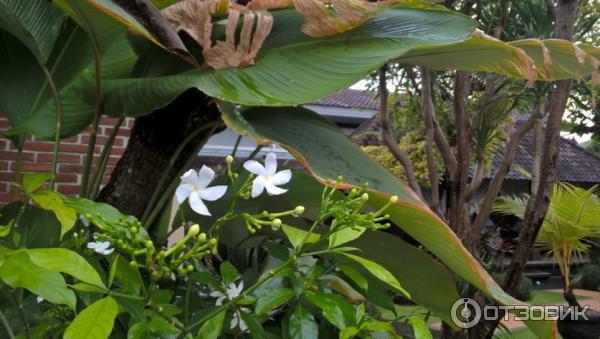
0, 114, 133, 205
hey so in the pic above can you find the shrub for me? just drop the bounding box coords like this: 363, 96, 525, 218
492, 272, 533, 301
572, 265, 600, 291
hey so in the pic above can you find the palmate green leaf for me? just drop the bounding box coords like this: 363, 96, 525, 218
31, 190, 77, 239
340, 253, 410, 299
255, 287, 295, 315
76, 5, 476, 115
0, 250, 76, 309
0, 0, 66, 61
196, 309, 226, 339
289, 305, 318, 339
219, 105, 557, 338
64, 296, 119, 339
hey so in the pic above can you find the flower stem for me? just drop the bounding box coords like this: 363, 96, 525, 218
39, 65, 62, 188
89, 117, 124, 199
0, 309, 15, 339
81, 51, 103, 198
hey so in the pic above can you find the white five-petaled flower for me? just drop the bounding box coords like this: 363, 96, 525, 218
176, 166, 228, 216
87, 241, 114, 255
230, 308, 249, 331
209, 281, 244, 306
243, 153, 291, 198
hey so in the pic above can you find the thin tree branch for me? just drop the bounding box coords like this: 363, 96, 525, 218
420, 68, 440, 212
379, 65, 423, 198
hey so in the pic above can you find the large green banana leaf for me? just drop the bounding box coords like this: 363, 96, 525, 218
397, 33, 600, 83
218, 104, 557, 338
75, 6, 477, 116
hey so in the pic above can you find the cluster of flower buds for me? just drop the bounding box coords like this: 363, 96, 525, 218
327, 182, 398, 233
241, 206, 305, 234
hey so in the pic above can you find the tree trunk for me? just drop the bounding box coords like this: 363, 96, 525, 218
99, 89, 223, 218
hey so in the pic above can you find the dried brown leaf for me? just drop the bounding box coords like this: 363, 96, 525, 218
293, 0, 396, 38
247, 0, 293, 10
203, 9, 274, 69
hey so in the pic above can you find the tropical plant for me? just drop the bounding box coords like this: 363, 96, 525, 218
494, 183, 600, 307
0, 0, 598, 338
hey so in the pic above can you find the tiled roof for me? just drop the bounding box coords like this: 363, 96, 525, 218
352, 115, 600, 183
487, 122, 600, 182
312, 89, 379, 111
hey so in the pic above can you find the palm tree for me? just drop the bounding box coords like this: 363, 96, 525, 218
493, 183, 600, 307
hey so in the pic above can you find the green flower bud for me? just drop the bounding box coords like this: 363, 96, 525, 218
129, 261, 138, 267
197, 233, 207, 242
226, 155, 234, 164
130, 226, 138, 234
186, 264, 194, 272
271, 218, 282, 230
389, 195, 398, 204
145, 240, 154, 249
73, 232, 78, 238
361, 193, 369, 201
188, 224, 200, 237
294, 206, 305, 215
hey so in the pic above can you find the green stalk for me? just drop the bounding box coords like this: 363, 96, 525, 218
13, 138, 24, 199
142, 121, 221, 223
144, 125, 221, 228
39, 65, 62, 187
89, 117, 124, 199
231, 135, 242, 158
81, 52, 103, 198
0, 309, 15, 339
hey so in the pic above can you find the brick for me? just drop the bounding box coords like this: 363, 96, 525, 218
57, 184, 81, 195
55, 173, 80, 183
37, 153, 82, 164
0, 193, 15, 203
0, 119, 9, 129
0, 172, 17, 182
0, 151, 34, 161
0, 182, 7, 193
62, 135, 80, 144
18, 162, 53, 172
58, 164, 83, 173
0, 162, 9, 171
24, 142, 54, 152
54, 144, 89, 154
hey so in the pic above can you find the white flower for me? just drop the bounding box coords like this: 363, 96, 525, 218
36, 296, 44, 304
175, 166, 228, 216
79, 214, 90, 227
209, 281, 244, 306
230, 308, 249, 331
243, 153, 291, 198
87, 241, 114, 255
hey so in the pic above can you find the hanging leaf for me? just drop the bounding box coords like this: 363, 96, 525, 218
289, 304, 318, 339
63, 296, 119, 339
254, 287, 295, 315
217, 104, 557, 337
282, 224, 321, 249
196, 309, 226, 339
22, 172, 53, 194
31, 190, 77, 239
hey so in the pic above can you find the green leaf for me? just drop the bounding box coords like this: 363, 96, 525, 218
340, 327, 359, 339
289, 305, 318, 339
338, 264, 368, 291
341, 253, 410, 299
0, 219, 13, 238
78, 6, 476, 116
190, 271, 220, 289
281, 224, 320, 250
305, 291, 356, 330
219, 105, 557, 338
64, 296, 119, 339
359, 320, 395, 334
70, 283, 106, 293
108, 254, 118, 288
220, 261, 240, 285
22, 172, 53, 194
25, 248, 106, 289
30, 190, 76, 238
0, 250, 76, 309
329, 227, 365, 249
239, 311, 267, 339
196, 309, 226, 339
255, 287, 295, 315
409, 316, 433, 339
0, 0, 66, 61
127, 323, 149, 339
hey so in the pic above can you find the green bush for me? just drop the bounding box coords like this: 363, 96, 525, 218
492, 272, 533, 301
572, 265, 600, 291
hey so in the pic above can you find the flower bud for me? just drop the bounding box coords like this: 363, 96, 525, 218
188, 224, 200, 237
226, 155, 234, 164
129, 261, 138, 267
130, 226, 138, 234
145, 240, 154, 249
389, 195, 398, 204
271, 218, 282, 230
294, 206, 305, 215
361, 193, 369, 202
186, 264, 194, 272
73, 232, 78, 238
197, 233, 207, 242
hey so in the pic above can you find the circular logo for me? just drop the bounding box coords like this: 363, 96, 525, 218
451, 298, 482, 329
